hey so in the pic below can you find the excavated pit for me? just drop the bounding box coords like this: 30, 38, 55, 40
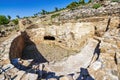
9, 19, 116, 68
9, 31, 77, 65
9, 22, 96, 64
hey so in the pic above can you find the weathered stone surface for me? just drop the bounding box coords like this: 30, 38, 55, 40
49, 39, 98, 75
48, 78, 58, 80
0, 1, 119, 80
90, 60, 102, 71
19, 19, 32, 31
59, 75, 74, 80
0, 59, 10, 65
88, 27, 120, 80
24, 22, 95, 62
116, 51, 120, 80
15, 71, 25, 80
27, 73, 38, 80
73, 73, 80, 80
0, 74, 5, 80
0, 32, 21, 60
2, 64, 14, 72
6, 68, 19, 78
21, 73, 38, 80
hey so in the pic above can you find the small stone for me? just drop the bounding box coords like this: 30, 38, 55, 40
21, 59, 32, 67
39, 64, 44, 70
90, 61, 102, 71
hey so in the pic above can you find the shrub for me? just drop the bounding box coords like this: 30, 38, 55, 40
92, 3, 101, 9
51, 13, 60, 18
16, 15, 20, 19
7, 15, 11, 20
0, 15, 9, 25
12, 19, 18, 25
66, 2, 78, 9
88, 0, 92, 3
40, 10, 47, 15
79, 0, 85, 4
55, 7, 59, 12
14, 25, 19, 31
111, 0, 120, 2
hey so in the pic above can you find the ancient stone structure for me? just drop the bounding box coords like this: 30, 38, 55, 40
0, 1, 119, 80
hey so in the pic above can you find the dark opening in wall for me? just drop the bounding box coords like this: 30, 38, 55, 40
44, 36, 55, 40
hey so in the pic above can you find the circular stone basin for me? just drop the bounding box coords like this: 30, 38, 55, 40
22, 41, 77, 62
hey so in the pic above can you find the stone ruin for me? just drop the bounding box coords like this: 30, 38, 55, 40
0, 1, 120, 80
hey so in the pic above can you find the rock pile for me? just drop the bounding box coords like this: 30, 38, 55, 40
58, 2, 119, 22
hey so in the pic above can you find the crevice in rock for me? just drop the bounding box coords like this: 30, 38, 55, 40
87, 39, 101, 68
117, 24, 120, 28
114, 52, 118, 65
94, 40, 101, 60
44, 36, 55, 40
105, 18, 111, 32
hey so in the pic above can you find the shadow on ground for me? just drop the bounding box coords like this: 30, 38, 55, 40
9, 31, 55, 79
77, 68, 94, 80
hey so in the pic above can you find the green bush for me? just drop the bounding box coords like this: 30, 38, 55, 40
111, 0, 120, 2
7, 15, 11, 20
88, 0, 92, 3
51, 13, 60, 18
0, 15, 9, 25
79, 0, 85, 4
92, 3, 101, 9
66, 2, 78, 9
12, 19, 18, 25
